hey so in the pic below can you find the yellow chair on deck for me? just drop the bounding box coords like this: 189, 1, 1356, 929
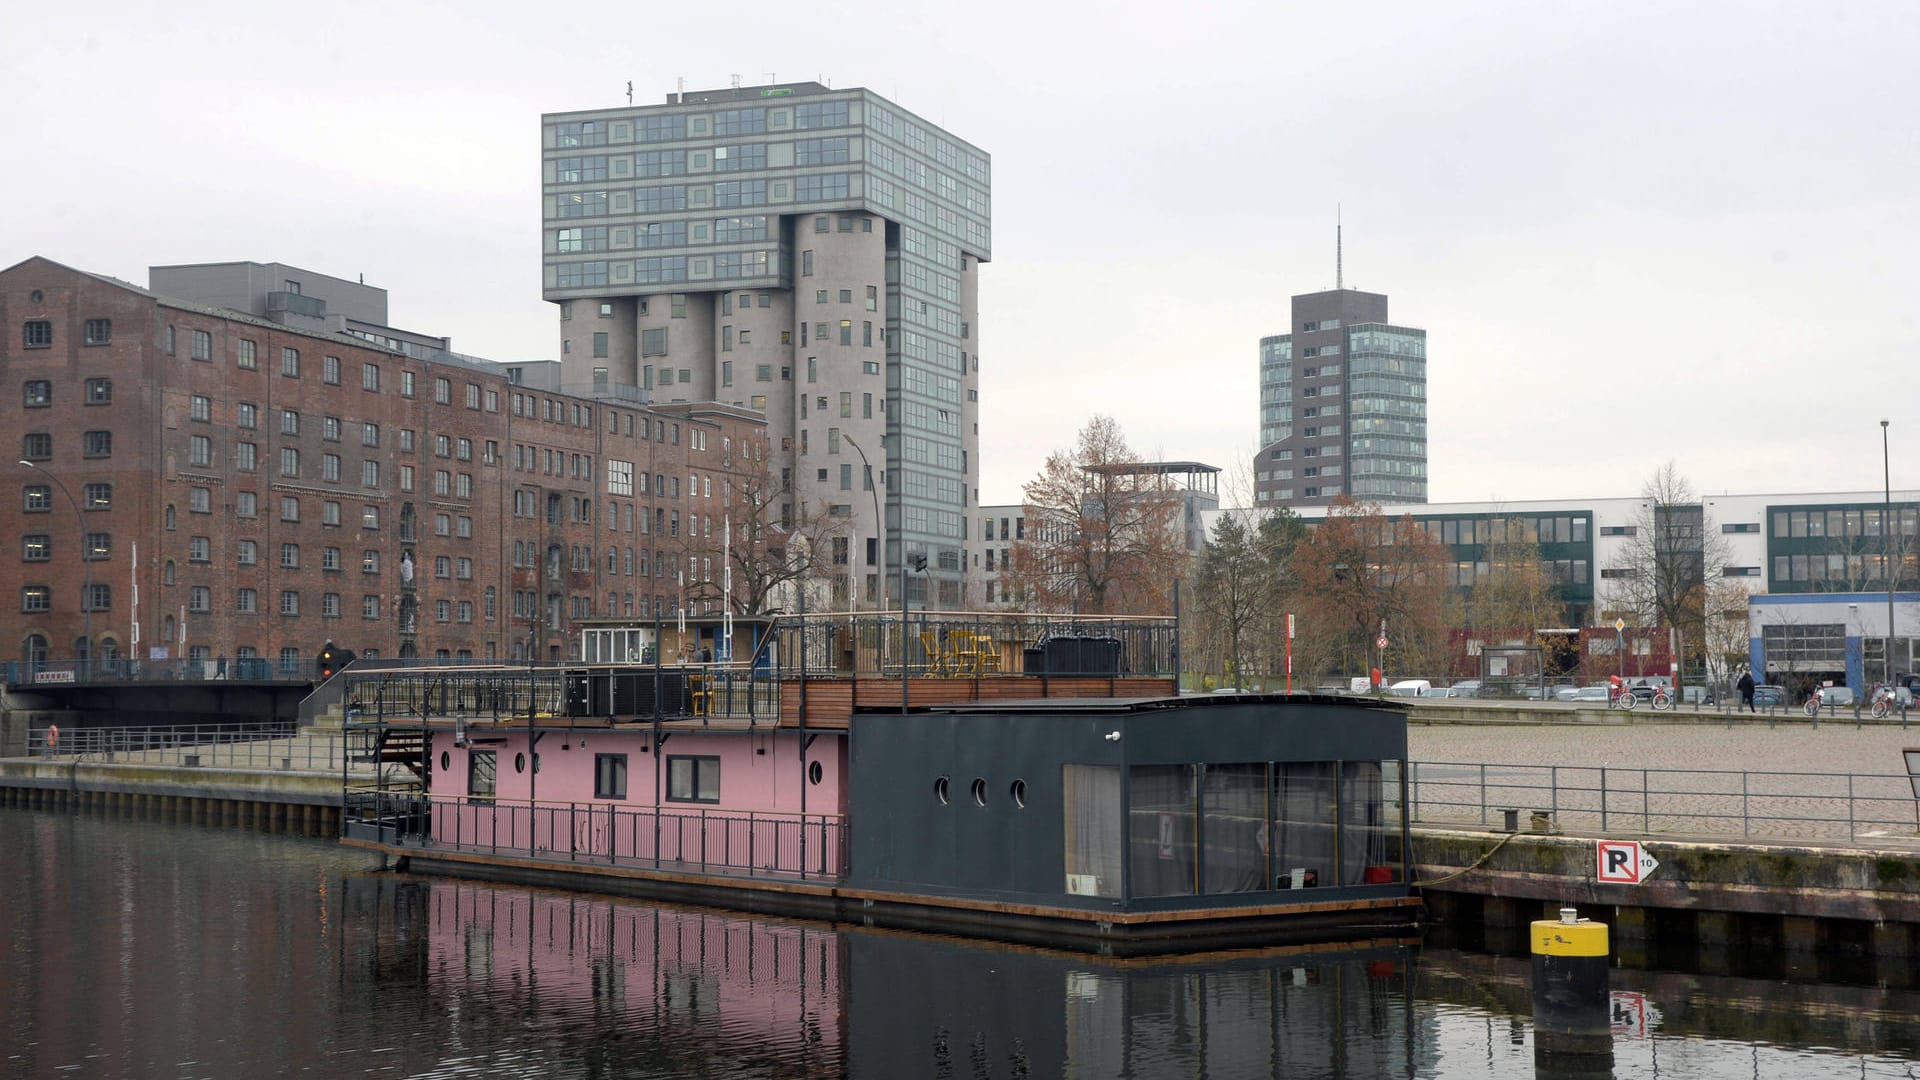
946, 630, 979, 677
974, 636, 1001, 674
918, 631, 947, 677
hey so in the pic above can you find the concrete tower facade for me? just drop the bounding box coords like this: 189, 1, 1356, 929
540, 82, 990, 609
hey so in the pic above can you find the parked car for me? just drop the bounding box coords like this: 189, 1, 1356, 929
1817, 685, 1856, 707
1447, 680, 1482, 698
1387, 679, 1432, 697
1569, 686, 1612, 702
1554, 686, 1584, 702
1419, 687, 1452, 698
1751, 684, 1786, 707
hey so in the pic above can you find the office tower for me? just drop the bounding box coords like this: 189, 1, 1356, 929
540, 82, 990, 610
1256, 288, 1426, 509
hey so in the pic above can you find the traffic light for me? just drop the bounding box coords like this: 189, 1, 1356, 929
318, 642, 355, 680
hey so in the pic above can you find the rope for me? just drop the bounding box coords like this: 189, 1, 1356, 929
1410, 829, 1518, 888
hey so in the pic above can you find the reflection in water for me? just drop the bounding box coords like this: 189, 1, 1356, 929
5, 810, 1920, 1078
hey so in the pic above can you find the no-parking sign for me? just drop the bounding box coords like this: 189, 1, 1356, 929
1596, 840, 1659, 884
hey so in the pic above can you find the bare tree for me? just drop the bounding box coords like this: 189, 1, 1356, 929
1610, 461, 1732, 690
1702, 575, 1756, 689
1008, 415, 1186, 615
1477, 515, 1572, 636
681, 435, 848, 617
1193, 508, 1304, 688
1290, 498, 1453, 683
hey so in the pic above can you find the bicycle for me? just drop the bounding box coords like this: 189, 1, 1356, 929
1870, 684, 1898, 719
1616, 686, 1672, 712
1804, 687, 1826, 718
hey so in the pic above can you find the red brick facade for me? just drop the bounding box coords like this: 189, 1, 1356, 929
1, 257, 766, 670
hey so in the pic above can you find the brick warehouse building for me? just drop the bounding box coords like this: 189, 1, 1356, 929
1, 257, 767, 673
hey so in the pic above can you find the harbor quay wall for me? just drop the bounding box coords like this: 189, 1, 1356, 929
1415, 827, 1920, 962
0, 758, 342, 835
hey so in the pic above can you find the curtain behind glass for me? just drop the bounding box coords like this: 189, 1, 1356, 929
1272, 762, 1335, 889
1340, 760, 1403, 884
1128, 765, 1197, 897
1063, 765, 1122, 898
1201, 764, 1268, 894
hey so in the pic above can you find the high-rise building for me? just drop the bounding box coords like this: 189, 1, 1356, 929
1255, 288, 1426, 509
540, 82, 990, 610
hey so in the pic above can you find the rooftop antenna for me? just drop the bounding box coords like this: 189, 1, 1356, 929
1336, 204, 1344, 290
730, 73, 741, 88
625, 80, 633, 105
765, 72, 777, 84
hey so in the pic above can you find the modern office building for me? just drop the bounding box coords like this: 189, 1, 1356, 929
1206, 488, 1920, 690
539, 81, 990, 611
1256, 289, 1426, 509
2, 256, 764, 673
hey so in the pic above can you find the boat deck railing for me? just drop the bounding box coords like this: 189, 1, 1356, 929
345, 790, 847, 881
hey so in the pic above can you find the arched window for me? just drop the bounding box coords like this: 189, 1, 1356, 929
24, 634, 48, 667
164, 560, 176, 585
162, 615, 176, 643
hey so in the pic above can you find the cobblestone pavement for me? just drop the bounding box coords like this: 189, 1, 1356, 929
1407, 718, 1920, 846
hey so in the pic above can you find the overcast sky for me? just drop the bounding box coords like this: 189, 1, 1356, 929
8, 0, 1916, 507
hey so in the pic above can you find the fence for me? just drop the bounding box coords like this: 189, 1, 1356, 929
27, 722, 351, 772
6, 656, 335, 688
347, 791, 847, 880
1410, 760, 1920, 842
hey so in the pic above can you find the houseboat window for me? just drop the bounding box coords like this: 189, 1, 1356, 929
666, 755, 719, 802
934, 776, 951, 805
1339, 760, 1403, 885
808, 761, 824, 785
468, 751, 497, 804
1009, 778, 1027, 808
1062, 765, 1120, 898
970, 778, 988, 806
1129, 764, 1198, 897
1272, 762, 1337, 891
595, 754, 628, 800
440, 751, 450, 772
514, 753, 526, 773
1202, 763, 1270, 894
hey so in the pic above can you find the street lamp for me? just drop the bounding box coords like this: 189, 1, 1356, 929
841, 434, 884, 616
20, 460, 91, 676
1884, 419, 1896, 686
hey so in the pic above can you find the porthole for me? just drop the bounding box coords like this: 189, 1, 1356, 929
935, 776, 951, 805
533, 754, 542, 773
971, 778, 987, 806
514, 752, 527, 773
29, 289, 43, 304
439, 751, 450, 771
808, 760, 824, 785
1010, 778, 1027, 808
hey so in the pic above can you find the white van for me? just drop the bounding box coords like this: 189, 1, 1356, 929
1387, 679, 1431, 697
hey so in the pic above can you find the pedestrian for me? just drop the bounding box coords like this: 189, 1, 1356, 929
1737, 670, 1756, 713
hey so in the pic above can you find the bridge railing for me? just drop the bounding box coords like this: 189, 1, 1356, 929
6, 656, 329, 689
1410, 760, 1920, 842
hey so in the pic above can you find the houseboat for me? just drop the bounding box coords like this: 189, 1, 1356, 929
334, 611, 1418, 955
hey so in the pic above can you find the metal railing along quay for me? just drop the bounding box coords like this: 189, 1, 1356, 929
1410, 760, 1920, 843
25, 722, 354, 773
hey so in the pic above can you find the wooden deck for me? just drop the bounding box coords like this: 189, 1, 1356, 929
776, 674, 1179, 727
